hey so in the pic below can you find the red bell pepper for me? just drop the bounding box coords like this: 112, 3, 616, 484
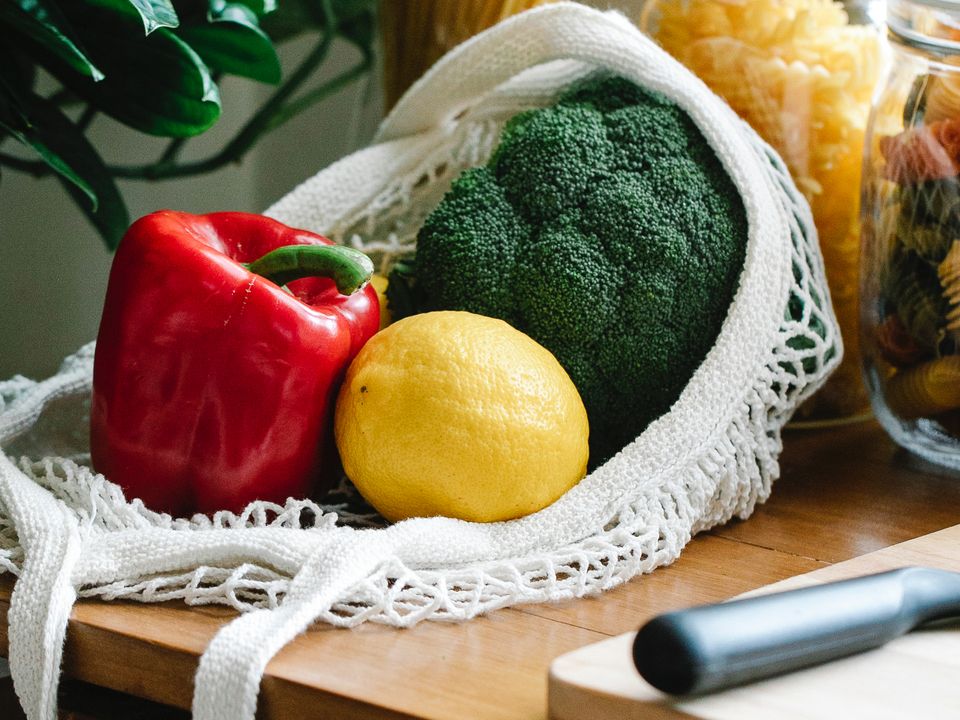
90, 210, 379, 516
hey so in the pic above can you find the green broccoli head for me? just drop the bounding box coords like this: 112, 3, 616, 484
392, 74, 749, 466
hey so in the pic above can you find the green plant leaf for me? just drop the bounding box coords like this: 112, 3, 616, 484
0, 88, 129, 248
0, 117, 95, 202
83, 28, 221, 136
0, 124, 95, 209
126, 0, 179, 34
47, 1, 221, 137
178, 1, 281, 84
0, 1, 104, 81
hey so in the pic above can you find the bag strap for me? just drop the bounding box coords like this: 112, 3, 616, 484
192, 528, 390, 720
0, 454, 82, 720
375, 2, 645, 142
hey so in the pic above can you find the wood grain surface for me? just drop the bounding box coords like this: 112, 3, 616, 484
2, 421, 960, 719
548, 525, 960, 720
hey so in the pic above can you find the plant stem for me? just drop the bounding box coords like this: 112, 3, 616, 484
159, 137, 187, 165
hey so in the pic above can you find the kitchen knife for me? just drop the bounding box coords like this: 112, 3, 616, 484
633, 566, 960, 695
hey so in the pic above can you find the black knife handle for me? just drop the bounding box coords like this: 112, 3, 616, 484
633, 566, 960, 695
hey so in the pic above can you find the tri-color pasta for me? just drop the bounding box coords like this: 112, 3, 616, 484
879, 118, 960, 184
884, 355, 960, 419
898, 179, 960, 231
883, 244, 948, 351
939, 240, 960, 333
896, 215, 954, 263
868, 71, 960, 420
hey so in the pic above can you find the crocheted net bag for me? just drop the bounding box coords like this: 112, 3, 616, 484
0, 5, 840, 720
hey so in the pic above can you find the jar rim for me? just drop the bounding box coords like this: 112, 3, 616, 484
889, 0, 960, 53
893, 0, 960, 9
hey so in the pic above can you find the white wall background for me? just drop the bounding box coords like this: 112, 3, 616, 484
0, 36, 382, 379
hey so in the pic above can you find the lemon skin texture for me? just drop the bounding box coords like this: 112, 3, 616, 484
334, 310, 589, 523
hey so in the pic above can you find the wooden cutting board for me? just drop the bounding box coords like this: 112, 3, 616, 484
548, 524, 960, 720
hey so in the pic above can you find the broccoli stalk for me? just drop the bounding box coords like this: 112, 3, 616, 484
389, 74, 749, 466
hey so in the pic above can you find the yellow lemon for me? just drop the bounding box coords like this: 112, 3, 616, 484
334, 310, 589, 523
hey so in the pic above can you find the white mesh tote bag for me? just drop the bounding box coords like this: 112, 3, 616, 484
0, 4, 841, 720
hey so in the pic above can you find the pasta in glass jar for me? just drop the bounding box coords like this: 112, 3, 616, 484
862, 0, 960, 468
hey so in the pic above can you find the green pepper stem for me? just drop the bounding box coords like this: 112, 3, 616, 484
245, 244, 374, 295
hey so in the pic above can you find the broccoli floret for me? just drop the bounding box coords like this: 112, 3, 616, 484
390, 74, 748, 466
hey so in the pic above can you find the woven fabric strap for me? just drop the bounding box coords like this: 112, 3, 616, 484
0, 454, 80, 720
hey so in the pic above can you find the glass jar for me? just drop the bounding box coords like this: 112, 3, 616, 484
861, 0, 960, 468
639, 0, 886, 424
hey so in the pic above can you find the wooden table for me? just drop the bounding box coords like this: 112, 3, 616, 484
3, 421, 960, 719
